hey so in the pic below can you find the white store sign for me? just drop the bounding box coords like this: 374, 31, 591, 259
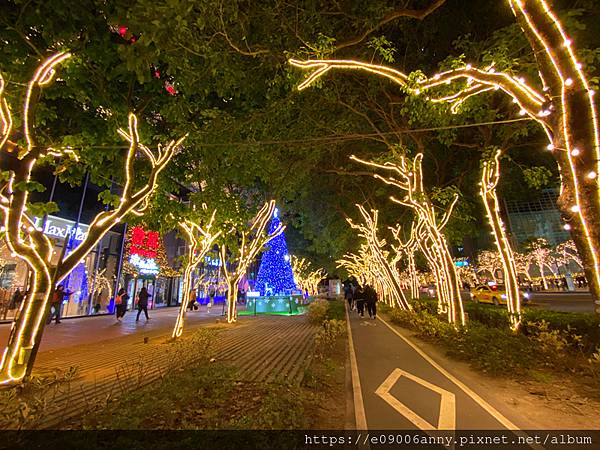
129, 254, 160, 275
33, 215, 89, 242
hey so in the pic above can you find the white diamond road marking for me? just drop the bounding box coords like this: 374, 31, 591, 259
375, 368, 456, 430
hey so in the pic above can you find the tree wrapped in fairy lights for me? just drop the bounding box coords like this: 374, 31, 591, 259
555, 240, 582, 272
290, 0, 600, 308
455, 262, 478, 288
219, 200, 283, 323
347, 204, 411, 311
172, 210, 221, 339
337, 248, 371, 288
480, 149, 522, 328
337, 244, 391, 307
476, 250, 502, 282
525, 238, 554, 289
350, 154, 464, 325
389, 222, 420, 301
0, 53, 184, 384
291, 256, 326, 296
514, 252, 533, 282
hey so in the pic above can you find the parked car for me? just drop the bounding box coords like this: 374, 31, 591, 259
470, 284, 530, 305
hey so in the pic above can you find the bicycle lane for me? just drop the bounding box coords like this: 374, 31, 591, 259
346, 306, 540, 441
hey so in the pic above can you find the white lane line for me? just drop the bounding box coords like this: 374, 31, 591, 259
346, 302, 368, 429
376, 368, 456, 430
378, 316, 544, 450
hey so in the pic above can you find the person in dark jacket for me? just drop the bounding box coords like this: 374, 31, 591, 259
354, 284, 365, 317
9, 288, 24, 310
47, 285, 66, 324
343, 280, 354, 310
136, 286, 151, 321
115, 288, 129, 321
364, 284, 378, 319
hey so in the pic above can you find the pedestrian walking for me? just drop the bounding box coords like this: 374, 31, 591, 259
343, 280, 354, 310
47, 285, 66, 324
115, 288, 129, 321
364, 284, 378, 319
188, 287, 198, 311
9, 288, 24, 310
208, 284, 216, 308
354, 284, 365, 317
136, 286, 151, 321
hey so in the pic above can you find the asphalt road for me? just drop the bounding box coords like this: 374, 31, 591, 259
525, 292, 597, 314
346, 305, 539, 438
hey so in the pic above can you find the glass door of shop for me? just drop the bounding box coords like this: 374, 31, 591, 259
126, 277, 156, 310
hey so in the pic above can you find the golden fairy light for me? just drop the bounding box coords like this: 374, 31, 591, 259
390, 222, 420, 301
350, 154, 465, 325
290, 0, 600, 304
0, 53, 184, 384
480, 150, 521, 329
172, 210, 222, 339
291, 256, 327, 296
347, 205, 412, 310
219, 201, 283, 323
525, 238, 554, 289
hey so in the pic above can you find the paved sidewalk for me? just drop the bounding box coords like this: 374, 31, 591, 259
0, 309, 316, 429
346, 306, 537, 433
0, 305, 221, 352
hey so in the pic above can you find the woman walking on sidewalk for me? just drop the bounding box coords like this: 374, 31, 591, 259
136, 286, 151, 322
364, 284, 378, 319
354, 283, 366, 317
115, 288, 129, 322
47, 285, 67, 324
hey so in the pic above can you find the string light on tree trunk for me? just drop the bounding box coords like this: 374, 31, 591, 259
219, 201, 283, 323
172, 210, 221, 339
290, 0, 600, 305
389, 222, 420, 302
349, 153, 465, 325
0, 53, 184, 384
480, 149, 522, 329
347, 205, 412, 311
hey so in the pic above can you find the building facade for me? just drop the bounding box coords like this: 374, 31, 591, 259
503, 188, 570, 248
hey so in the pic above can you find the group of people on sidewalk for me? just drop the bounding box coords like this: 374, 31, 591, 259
343, 278, 378, 319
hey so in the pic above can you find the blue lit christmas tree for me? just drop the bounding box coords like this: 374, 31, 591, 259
255, 207, 297, 295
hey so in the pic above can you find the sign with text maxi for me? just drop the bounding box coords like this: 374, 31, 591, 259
33, 215, 89, 242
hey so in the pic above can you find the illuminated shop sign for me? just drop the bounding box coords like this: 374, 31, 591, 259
130, 226, 160, 258
127, 226, 162, 276
33, 215, 89, 242
129, 254, 160, 275
204, 256, 221, 267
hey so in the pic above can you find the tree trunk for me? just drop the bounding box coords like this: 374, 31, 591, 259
482, 189, 522, 329
538, 263, 548, 290
226, 279, 238, 323
407, 253, 419, 301
511, 0, 600, 310
172, 264, 194, 339
0, 271, 51, 383
375, 252, 411, 310
432, 230, 465, 326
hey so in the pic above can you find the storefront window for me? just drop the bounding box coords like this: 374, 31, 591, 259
119, 226, 179, 310
0, 215, 125, 321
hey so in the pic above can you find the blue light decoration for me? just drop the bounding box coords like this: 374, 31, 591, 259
255, 207, 297, 295
454, 258, 470, 268
65, 262, 88, 306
